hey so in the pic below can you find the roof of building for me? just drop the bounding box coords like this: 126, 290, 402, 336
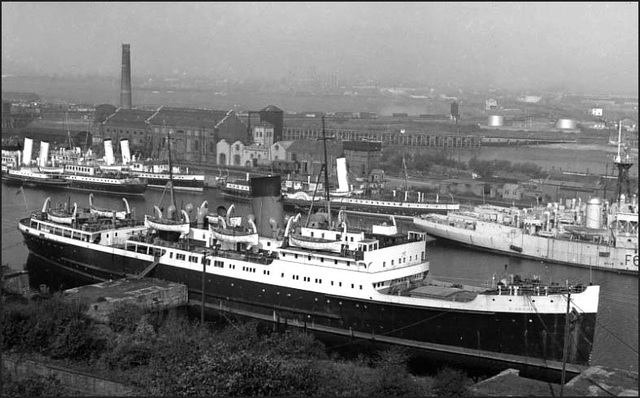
147, 106, 230, 128
260, 105, 283, 113
103, 108, 155, 127
272, 140, 295, 150
253, 121, 274, 128
503, 183, 523, 190
287, 140, 342, 156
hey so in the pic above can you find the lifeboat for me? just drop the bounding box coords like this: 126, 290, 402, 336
288, 233, 344, 252
89, 194, 131, 220
43, 197, 77, 225
209, 215, 259, 245
145, 207, 190, 236
286, 213, 347, 252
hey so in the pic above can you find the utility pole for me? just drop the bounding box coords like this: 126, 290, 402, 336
560, 292, 571, 397
201, 249, 207, 326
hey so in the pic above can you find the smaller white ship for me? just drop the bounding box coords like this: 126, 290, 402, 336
414, 123, 638, 274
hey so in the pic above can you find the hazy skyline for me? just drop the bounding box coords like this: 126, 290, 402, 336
2, 2, 638, 94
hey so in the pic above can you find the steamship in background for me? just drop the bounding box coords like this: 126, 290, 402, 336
1, 138, 69, 188
100, 138, 205, 192
413, 124, 638, 275
1, 137, 147, 195
282, 156, 460, 216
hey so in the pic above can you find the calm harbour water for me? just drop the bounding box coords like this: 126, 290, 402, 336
1, 182, 637, 373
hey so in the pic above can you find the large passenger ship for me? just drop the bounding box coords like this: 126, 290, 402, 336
18, 175, 600, 367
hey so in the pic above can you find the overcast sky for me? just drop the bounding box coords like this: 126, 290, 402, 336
2, 2, 638, 94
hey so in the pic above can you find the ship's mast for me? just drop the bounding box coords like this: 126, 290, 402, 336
402, 152, 409, 193
613, 121, 633, 202
166, 121, 176, 218
321, 115, 332, 227
66, 112, 73, 152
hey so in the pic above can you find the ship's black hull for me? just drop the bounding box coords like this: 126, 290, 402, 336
21, 232, 596, 366
221, 191, 252, 202
66, 181, 146, 196
140, 177, 204, 192
2, 175, 70, 188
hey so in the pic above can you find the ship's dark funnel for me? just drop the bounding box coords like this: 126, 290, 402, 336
120, 44, 132, 109
250, 176, 284, 238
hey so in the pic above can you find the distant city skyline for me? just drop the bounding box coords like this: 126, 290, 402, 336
2, 3, 638, 95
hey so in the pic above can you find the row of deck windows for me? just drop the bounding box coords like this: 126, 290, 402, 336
286, 252, 354, 267
34, 221, 93, 242
160, 247, 370, 290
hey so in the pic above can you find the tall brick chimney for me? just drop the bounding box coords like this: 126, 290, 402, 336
120, 44, 132, 109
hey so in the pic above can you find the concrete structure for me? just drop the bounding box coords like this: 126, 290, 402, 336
120, 44, 132, 110
63, 277, 188, 323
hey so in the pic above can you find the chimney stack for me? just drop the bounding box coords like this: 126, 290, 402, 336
120, 44, 132, 109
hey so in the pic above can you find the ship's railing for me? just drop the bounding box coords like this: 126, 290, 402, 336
486, 282, 589, 296
212, 248, 276, 265
76, 218, 145, 232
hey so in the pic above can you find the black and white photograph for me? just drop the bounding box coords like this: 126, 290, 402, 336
1, 2, 637, 396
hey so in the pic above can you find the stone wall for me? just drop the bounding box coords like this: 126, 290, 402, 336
3, 355, 134, 396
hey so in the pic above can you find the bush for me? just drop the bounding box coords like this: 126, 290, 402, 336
103, 336, 154, 370
370, 347, 421, 396
1, 308, 31, 350
431, 366, 471, 397
1, 296, 91, 355
1, 371, 67, 396
108, 302, 144, 333
48, 317, 107, 360
259, 329, 328, 360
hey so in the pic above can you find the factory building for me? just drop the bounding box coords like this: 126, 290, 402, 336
283, 127, 481, 148
284, 140, 343, 177
102, 109, 154, 153
146, 106, 246, 163
101, 106, 246, 164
